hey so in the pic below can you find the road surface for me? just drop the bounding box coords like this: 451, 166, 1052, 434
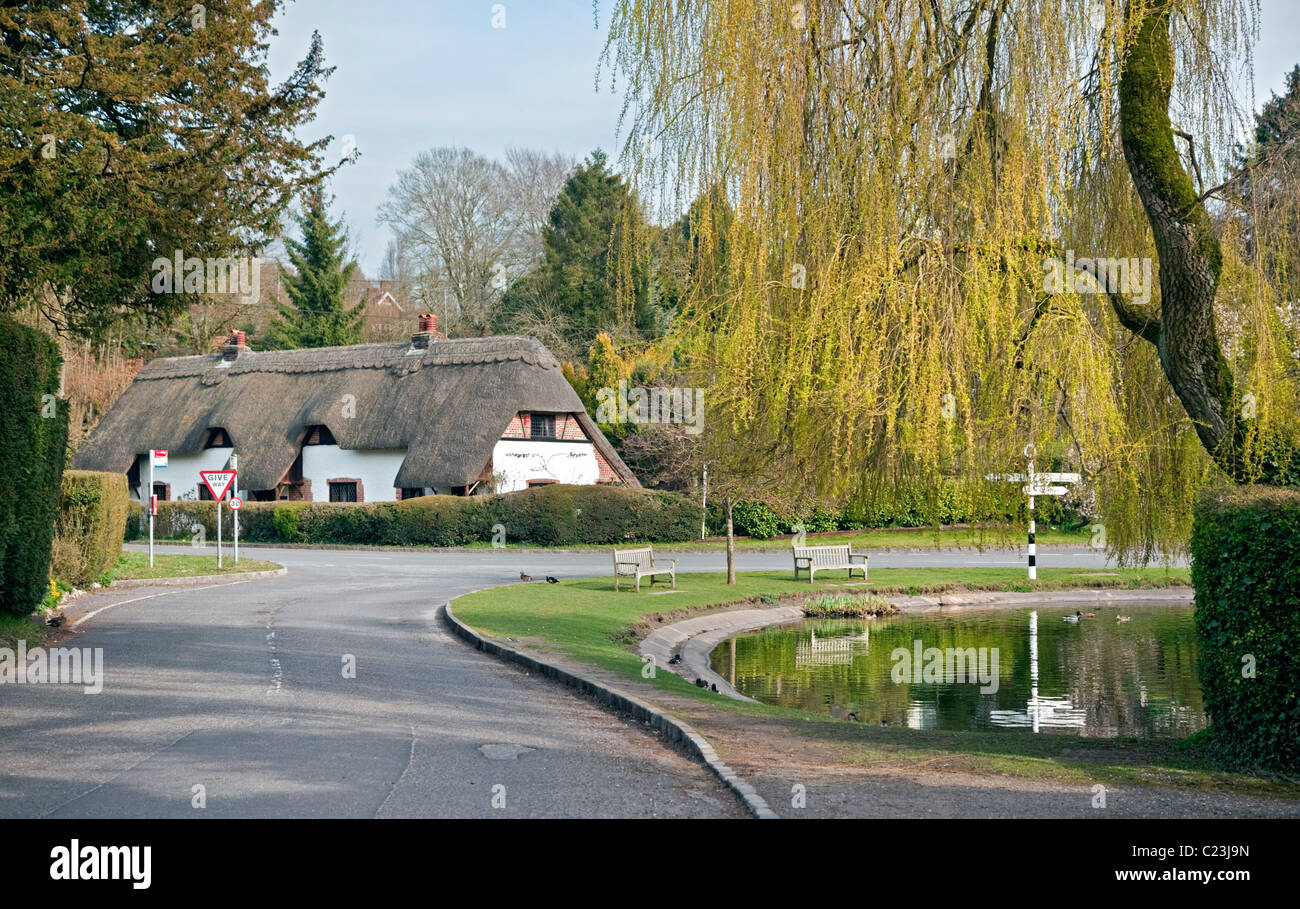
1, 544, 1118, 818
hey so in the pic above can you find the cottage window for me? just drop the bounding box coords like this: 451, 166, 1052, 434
530, 413, 556, 440
152, 482, 169, 501
526, 479, 557, 488
205, 428, 232, 448
400, 488, 426, 500
329, 481, 358, 502
198, 485, 213, 501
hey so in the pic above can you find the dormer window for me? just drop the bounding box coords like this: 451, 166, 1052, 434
205, 428, 232, 448
304, 425, 337, 446
529, 413, 556, 440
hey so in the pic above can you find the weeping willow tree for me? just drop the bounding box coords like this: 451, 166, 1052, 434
602, 0, 1300, 562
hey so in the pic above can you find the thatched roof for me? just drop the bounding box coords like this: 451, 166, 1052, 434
74, 336, 639, 491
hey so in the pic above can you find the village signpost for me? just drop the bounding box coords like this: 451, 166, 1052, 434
199, 469, 237, 568
986, 444, 1081, 580
148, 449, 167, 567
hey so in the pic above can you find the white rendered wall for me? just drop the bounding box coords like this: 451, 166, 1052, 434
300, 445, 407, 502
491, 440, 600, 493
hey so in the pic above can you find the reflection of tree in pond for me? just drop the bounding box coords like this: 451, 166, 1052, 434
714, 607, 1205, 738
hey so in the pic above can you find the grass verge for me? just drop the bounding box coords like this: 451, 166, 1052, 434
96, 551, 281, 583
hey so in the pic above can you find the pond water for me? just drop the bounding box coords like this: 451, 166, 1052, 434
710, 604, 1204, 738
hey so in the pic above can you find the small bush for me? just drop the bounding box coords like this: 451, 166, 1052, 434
1191, 485, 1300, 772
802, 593, 898, 617
730, 501, 784, 539
51, 470, 129, 587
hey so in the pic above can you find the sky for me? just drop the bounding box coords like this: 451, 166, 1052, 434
265, 0, 1300, 275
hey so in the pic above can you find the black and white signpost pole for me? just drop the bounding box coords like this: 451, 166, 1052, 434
986, 444, 1080, 580
1027, 445, 1037, 580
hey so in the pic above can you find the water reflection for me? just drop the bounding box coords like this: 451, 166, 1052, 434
711, 604, 1204, 738
987, 611, 1087, 730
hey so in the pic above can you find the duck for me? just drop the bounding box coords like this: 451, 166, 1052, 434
1064, 611, 1083, 624
546, 576, 559, 584
519, 572, 533, 582
847, 711, 859, 722
1116, 615, 1132, 623
1083, 612, 1096, 618
668, 653, 682, 665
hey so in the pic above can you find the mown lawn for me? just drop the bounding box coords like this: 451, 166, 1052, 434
97, 551, 282, 583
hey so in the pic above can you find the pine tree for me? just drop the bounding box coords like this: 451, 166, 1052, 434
267, 188, 366, 349
498, 150, 659, 346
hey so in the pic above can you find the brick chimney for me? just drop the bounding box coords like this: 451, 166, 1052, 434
411, 314, 437, 350
222, 330, 247, 361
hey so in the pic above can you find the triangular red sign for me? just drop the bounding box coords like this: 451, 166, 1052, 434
199, 470, 237, 500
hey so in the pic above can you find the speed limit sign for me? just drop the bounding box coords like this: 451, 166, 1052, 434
229, 497, 242, 510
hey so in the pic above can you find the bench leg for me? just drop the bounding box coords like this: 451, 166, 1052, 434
635, 575, 641, 593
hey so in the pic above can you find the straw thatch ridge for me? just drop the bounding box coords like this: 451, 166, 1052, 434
74, 336, 639, 492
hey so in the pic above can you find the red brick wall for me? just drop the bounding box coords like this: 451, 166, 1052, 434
594, 449, 616, 482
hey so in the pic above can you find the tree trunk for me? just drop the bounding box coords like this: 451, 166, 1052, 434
725, 496, 736, 585
1118, 0, 1247, 479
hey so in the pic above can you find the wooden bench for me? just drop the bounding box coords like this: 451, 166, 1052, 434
792, 543, 869, 583
614, 545, 677, 592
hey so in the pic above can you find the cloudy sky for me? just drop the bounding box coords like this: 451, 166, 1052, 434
265, 0, 1300, 274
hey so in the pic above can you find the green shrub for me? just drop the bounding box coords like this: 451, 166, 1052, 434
272, 504, 303, 542
730, 500, 783, 539
0, 318, 68, 616
1191, 486, 1300, 772
51, 470, 129, 586
126, 484, 701, 547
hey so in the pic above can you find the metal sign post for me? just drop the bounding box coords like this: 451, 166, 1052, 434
986, 444, 1081, 579
199, 470, 238, 571
230, 454, 239, 564
148, 449, 167, 568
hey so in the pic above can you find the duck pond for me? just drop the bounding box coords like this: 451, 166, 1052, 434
709, 604, 1204, 738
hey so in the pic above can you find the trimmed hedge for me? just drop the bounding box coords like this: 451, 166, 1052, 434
1191, 486, 1300, 772
52, 470, 130, 587
707, 485, 1090, 539
0, 317, 68, 616
127, 483, 702, 547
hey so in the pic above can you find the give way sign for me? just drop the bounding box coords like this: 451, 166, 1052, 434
199, 470, 238, 500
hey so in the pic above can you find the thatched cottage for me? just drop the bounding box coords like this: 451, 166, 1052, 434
74, 317, 638, 503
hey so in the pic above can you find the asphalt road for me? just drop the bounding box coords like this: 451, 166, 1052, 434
1, 543, 1119, 819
